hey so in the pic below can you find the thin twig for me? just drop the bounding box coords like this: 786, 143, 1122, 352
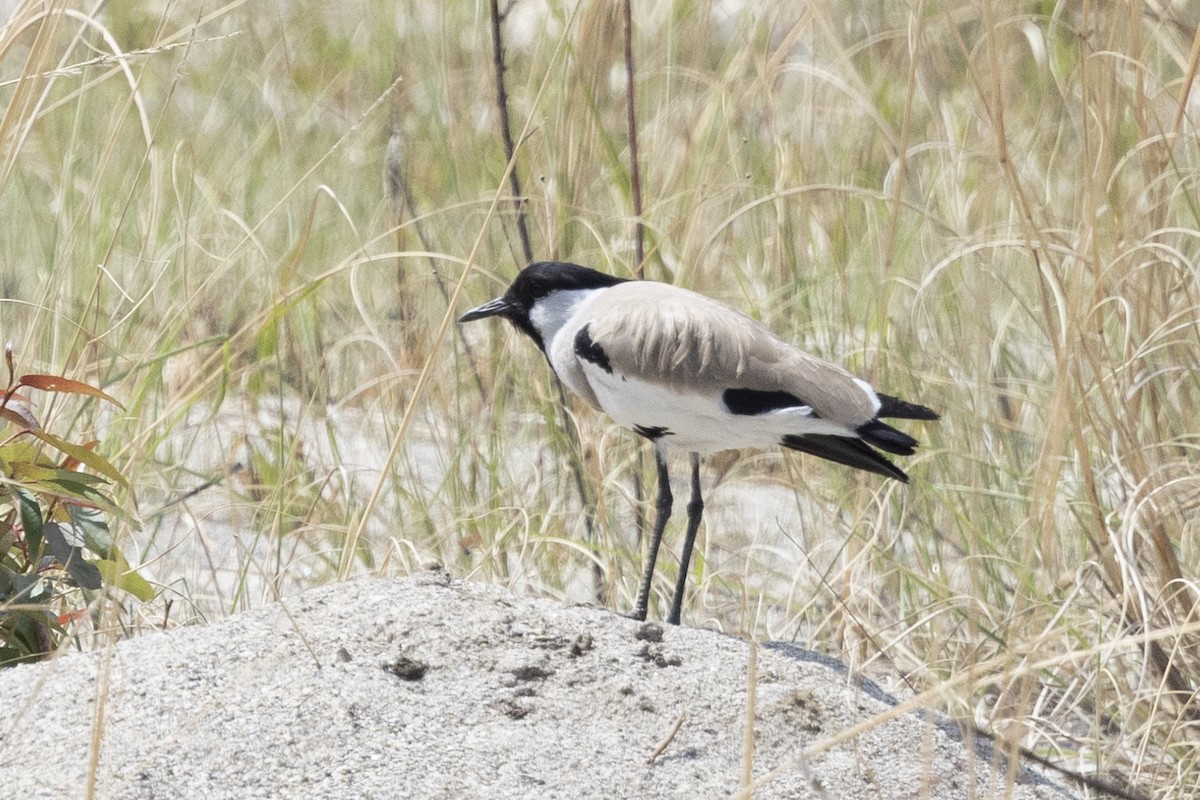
741, 639, 758, 790
646, 708, 688, 764
145, 463, 241, 519
1168, 17, 1200, 151
621, 0, 649, 588
621, 0, 645, 277
0, 32, 242, 89
488, 0, 534, 264
554, 379, 597, 547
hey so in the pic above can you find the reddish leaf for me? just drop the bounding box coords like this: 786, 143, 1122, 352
18, 374, 124, 410
57, 609, 88, 626
0, 392, 41, 430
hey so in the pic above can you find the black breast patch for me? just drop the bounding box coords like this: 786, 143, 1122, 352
723, 388, 812, 416
573, 325, 612, 374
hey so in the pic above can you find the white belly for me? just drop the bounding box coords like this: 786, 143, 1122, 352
583, 367, 851, 454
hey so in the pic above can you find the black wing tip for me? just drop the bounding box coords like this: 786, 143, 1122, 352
876, 392, 939, 421
781, 434, 910, 482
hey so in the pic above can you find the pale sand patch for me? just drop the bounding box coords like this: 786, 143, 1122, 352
1, 575, 1076, 799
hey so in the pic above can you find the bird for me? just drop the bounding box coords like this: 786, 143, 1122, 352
459, 261, 938, 625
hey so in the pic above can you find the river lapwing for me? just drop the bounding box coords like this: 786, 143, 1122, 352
460, 261, 938, 625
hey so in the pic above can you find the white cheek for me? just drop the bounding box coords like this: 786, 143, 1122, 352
529, 289, 597, 340
528, 301, 559, 337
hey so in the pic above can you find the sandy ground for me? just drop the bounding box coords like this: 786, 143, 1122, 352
1, 574, 1079, 799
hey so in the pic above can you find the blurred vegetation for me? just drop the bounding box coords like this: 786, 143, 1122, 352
2, 0, 1199, 795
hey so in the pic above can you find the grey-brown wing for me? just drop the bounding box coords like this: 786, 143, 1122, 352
579, 283, 879, 427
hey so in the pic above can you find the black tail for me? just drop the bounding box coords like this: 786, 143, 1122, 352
781, 393, 936, 482
857, 419, 919, 456
781, 434, 909, 482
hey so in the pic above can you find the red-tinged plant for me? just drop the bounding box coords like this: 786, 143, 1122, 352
0, 344, 151, 667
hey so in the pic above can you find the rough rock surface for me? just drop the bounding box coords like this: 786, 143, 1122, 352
1, 574, 1077, 799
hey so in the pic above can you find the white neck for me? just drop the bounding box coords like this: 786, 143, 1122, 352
528, 287, 605, 343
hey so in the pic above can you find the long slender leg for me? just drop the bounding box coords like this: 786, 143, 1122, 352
631, 446, 672, 621
667, 452, 703, 625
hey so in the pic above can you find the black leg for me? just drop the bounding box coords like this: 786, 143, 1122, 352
631, 446, 672, 622
667, 452, 703, 625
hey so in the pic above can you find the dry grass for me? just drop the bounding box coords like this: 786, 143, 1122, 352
2, 1, 1199, 796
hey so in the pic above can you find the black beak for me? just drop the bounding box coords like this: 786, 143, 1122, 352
458, 297, 513, 323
